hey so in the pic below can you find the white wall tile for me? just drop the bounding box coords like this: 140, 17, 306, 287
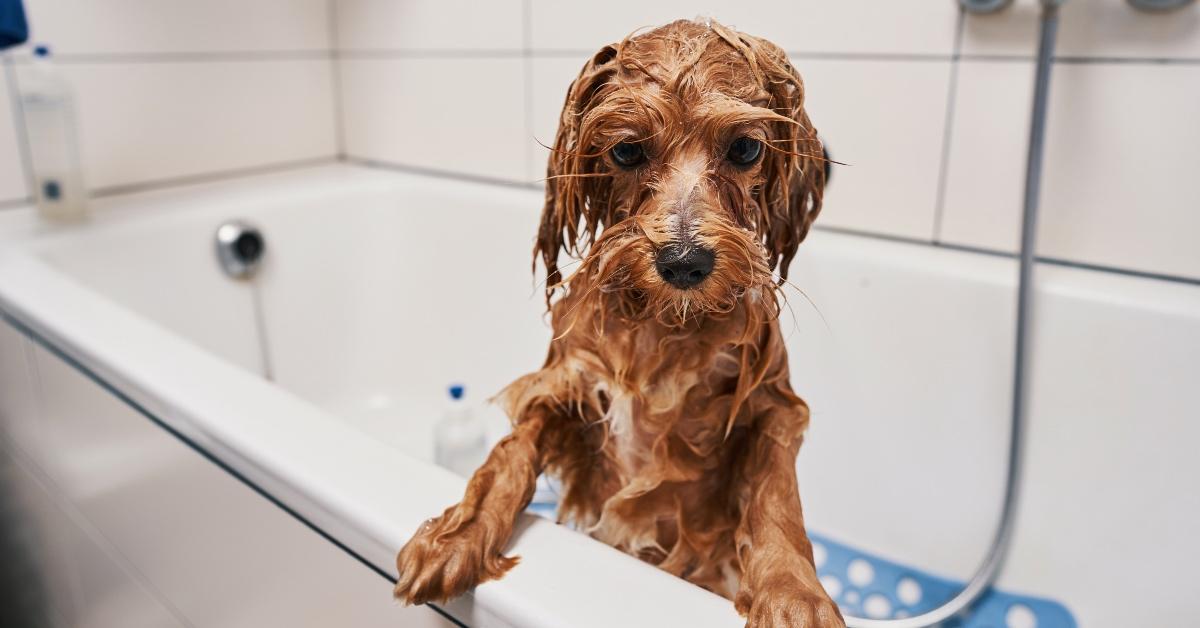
962, 0, 1200, 59
21, 0, 331, 55
528, 55, 589, 182
943, 60, 1200, 279
335, 0, 524, 51
530, 1, 960, 56
0, 72, 29, 202
1058, 0, 1200, 59
1039, 62, 1200, 279
800, 59, 952, 240
340, 58, 528, 182
939, 60, 1034, 252
15, 60, 336, 191
959, 0, 1040, 57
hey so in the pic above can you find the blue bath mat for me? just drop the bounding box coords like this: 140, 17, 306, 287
809, 532, 1076, 627
526, 482, 1075, 627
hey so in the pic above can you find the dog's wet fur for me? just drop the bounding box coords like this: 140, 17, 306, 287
395, 19, 843, 627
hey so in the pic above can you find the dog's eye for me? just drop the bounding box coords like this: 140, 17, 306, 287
609, 142, 645, 168
726, 137, 763, 166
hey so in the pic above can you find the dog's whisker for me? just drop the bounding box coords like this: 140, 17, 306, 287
760, 141, 845, 165
775, 275, 832, 335
531, 258, 582, 297
774, 283, 805, 343
540, 172, 612, 181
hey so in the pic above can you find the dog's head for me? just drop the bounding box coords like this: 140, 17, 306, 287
537, 19, 825, 325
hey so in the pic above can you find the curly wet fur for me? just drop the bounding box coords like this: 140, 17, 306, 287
395, 19, 842, 627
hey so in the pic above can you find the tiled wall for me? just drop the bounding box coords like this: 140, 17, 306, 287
0, 0, 338, 204
333, 0, 1200, 283
1, 1, 1196, 282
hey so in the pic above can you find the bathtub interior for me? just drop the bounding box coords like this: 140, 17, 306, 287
34, 172, 550, 461
27, 166, 1007, 579
19, 164, 1200, 626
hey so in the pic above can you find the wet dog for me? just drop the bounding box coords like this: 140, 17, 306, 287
396, 18, 842, 627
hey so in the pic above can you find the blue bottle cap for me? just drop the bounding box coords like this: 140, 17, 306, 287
33, 45, 50, 57
448, 384, 465, 400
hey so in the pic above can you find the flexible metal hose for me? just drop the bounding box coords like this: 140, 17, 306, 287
841, 2, 1062, 626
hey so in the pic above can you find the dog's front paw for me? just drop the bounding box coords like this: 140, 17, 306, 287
739, 576, 845, 628
394, 511, 518, 605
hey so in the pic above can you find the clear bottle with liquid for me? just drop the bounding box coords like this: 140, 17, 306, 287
434, 384, 487, 478
20, 44, 87, 221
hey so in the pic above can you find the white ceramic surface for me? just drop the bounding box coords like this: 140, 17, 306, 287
335, 0, 525, 52
339, 58, 530, 182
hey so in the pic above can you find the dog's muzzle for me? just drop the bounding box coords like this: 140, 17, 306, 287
655, 243, 715, 289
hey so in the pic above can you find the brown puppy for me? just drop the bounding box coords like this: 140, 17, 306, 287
396, 18, 842, 628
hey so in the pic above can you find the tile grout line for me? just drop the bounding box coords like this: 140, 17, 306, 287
1053, 55, 1200, 65
346, 157, 541, 191
345, 158, 1200, 288
2, 54, 35, 205
88, 157, 340, 199
0, 48, 1192, 66
4, 50, 335, 64
931, 8, 967, 245
813, 223, 1200, 288
1035, 256, 1200, 288
326, 0, 347, 159
335, 48, 527, 59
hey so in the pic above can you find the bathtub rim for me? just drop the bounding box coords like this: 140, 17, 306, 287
0, 166, 746, 628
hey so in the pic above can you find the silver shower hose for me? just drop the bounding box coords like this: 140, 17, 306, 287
841, 2, 1062, 626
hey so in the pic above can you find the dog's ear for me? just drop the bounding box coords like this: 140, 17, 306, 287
748, 39, 826, 281
535, 45, 620, 303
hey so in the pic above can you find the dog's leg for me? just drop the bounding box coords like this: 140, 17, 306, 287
394, 409, 549, 605
733, 407, 844, 628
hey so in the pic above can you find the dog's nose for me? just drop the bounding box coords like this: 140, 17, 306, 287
655, 244, 715, 289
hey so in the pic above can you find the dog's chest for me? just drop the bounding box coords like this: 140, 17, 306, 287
579, 332, 743, 477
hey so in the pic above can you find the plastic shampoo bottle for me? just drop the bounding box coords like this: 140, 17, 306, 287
20, 44, 87, 221
434, 384, 486, 478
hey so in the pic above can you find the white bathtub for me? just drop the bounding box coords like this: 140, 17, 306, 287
0, 164, 1196, 627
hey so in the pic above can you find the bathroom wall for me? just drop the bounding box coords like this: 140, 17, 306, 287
3, 0, 1195, 283
0, 0, 338, 205
332, 0, 1200, 283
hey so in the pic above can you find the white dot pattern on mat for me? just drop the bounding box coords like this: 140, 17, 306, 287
844, 590, 861, 605
820, 575, 842, 599
896, 577, 922, 606
864, 594, 892, 619
1006, 603, 1038, 628
847, 558, 875, 587
812, 542, 827, 569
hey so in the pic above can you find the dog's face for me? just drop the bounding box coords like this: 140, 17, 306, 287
537, 19, 825, 325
